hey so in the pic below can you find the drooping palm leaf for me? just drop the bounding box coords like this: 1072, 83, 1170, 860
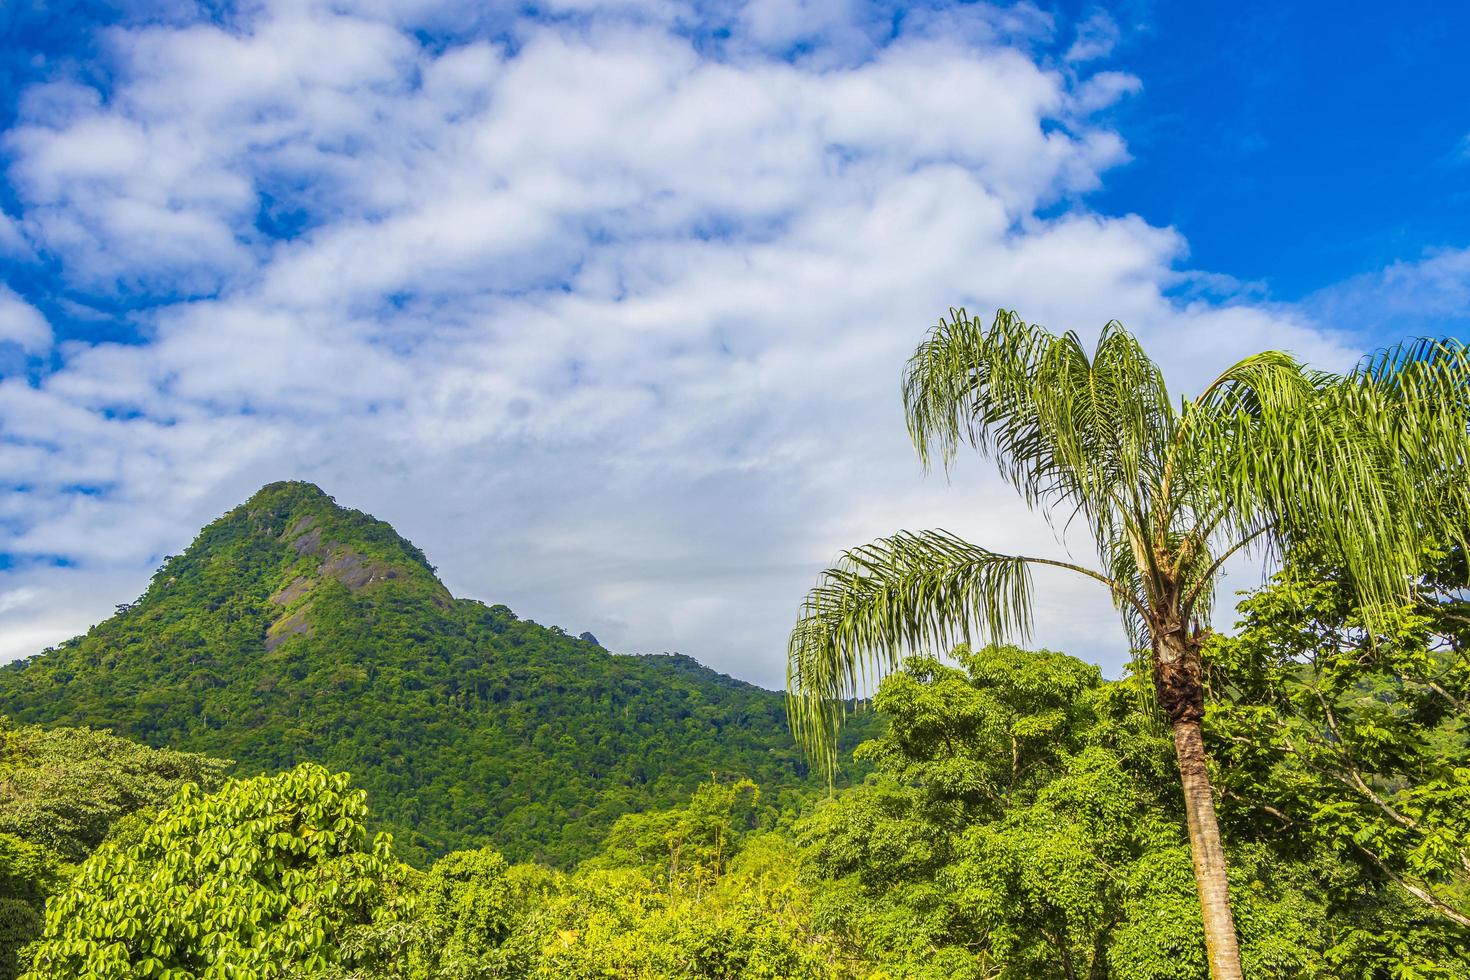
787, 528, 1125, 776
793, 309, 1470, 769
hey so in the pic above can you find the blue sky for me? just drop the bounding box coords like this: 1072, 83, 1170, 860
0, 0, 1465, 685
1086, 1, 1470, 306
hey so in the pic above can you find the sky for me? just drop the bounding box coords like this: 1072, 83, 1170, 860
0, 0, 1466, 688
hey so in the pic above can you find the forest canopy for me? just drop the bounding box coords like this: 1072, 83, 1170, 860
0, 482, 876, 868
6, 533, 1468, 977
1, 377, 1467, 977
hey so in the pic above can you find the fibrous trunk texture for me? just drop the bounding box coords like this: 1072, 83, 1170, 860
1155, 629, 1243, 980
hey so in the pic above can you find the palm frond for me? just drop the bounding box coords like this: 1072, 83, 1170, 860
795, 308, 1470, 772
903, 311, 1174, 545
1182, 339, 1470, 634
786, 530, 1038, 777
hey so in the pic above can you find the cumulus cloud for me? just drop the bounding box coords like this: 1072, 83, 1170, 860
0, 212, 30, 256
0, 286, 51, 351
0, 0, 1370, 685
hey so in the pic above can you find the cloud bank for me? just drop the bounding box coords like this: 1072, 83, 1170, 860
0, 0, 1368, 685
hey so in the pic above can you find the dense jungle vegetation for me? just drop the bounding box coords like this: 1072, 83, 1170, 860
785, 311, 1470, 978
3, 321, 1470, 978
4, 539, 1468, 978
0, 482, 875, 867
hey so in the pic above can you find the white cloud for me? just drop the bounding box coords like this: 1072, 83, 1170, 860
0, 0, 1373, 686
740, 0, 861, 50
1065, 9, 1119, 63
0, 212, 30, 257
0, 287, 51, 351
0, 572, 147, 665
1072, 70, 1141, 114
1306, 246, 1470, 341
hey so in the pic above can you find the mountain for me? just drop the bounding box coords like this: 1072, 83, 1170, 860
0, 481, 873, 866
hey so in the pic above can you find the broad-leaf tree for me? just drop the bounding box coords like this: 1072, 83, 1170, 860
787, 309, 1470, 979
23, 763, 401, 980
796, 646, 1335, 979
0, 719, 229, 979
1208, 542, 1470, 938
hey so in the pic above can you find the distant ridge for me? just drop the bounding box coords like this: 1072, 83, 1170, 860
0, 481, 874, 865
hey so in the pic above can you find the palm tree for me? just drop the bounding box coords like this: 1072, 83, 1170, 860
786, 309, 1470, 980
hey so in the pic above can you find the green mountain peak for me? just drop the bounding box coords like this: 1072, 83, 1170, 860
113, 480, 451, 662
0, 482, 872, 866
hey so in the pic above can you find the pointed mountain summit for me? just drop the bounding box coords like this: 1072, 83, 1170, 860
0, 482, 870, 865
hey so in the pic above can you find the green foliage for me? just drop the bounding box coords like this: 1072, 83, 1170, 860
322, 779, 845, 980
0, 717, 230, 862
0, 836, 55, 980
0, 719, 227, 979
0, 837, 57, 914
420, 778, 839, 979
420, 848, 521, 959
0, 481, 873, 867
10, 630, 1467, 979
1207, 542, 1470, 972
853, 645, 1102, 812
591, 777, 760, 880
796, 645, 1376, 979
520, 860, 842, 980
358, 847, 557, 978
788, 312, 1470, 978
4, 460, 1467, 978
23, 763, 401, 980
791, 308, 1470, 775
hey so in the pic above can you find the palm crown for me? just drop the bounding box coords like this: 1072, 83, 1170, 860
786, 309, 1470, 979
790, 309, 1468, 769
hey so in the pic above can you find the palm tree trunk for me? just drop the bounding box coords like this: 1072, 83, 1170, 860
1172, 716, 1242, 979
1155, 630, 1243, 980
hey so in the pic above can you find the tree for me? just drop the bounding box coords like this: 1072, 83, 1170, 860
1207, 542, 1470, 971
0, 718, 230, 864
22, 763, 401, 980
787, 310, 1470, 979
592, 777, 761, 883
337, 781, 843, 980
0, 719, 229, 978
797, 646, 1332, 979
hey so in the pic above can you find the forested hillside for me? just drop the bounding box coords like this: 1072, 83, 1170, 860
0, 482, 873, 866
11, 613, 1468, 978
3, 342, 1468, 979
